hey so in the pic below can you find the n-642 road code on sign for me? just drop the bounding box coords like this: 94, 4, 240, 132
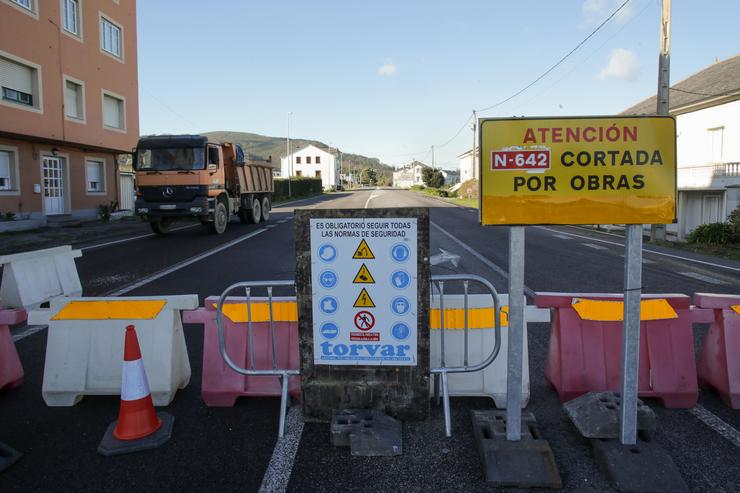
492, 149, 550, 170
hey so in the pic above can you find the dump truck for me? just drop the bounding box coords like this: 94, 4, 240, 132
133, 135, 274, 234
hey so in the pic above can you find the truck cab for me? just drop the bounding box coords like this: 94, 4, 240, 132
133, 135, 274, 234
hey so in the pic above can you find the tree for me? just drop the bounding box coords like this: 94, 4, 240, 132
422, 167, 445, 188
359, 167, 378, 186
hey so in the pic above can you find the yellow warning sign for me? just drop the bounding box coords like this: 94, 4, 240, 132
352, 239, 375, 259
353, 264, 376, 284
353, 288, 376, 308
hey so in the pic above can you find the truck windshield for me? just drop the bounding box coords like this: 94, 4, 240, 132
137, 147, 205, 171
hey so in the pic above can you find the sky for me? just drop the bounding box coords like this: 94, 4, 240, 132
137, 0, 739, 170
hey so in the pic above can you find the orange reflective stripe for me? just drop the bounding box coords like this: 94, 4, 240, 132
731, 305, 740, 316
571, 298, 677, 322
429, 306, 510, 329
216, 302, 298, 323
51, 300, 167, 320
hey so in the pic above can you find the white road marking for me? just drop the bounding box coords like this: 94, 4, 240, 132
259, 406, 304, 493
679, 272, 727, 285
265, 224, 276, 229
553, 234, 572, 240
688, 405, 740, 450
11, 325, 46, 342
583, 243, 609, 251
81, 224, 199, 251
537, 226, 740, 273
431, 221, 536, 298
364, 188, 381, 209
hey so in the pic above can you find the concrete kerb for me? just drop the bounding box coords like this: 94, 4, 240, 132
0, 245, 82, 310
29, 295, 196, 406
429, 294, 550, 408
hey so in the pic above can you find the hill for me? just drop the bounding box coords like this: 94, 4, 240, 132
203, 131, 394, 184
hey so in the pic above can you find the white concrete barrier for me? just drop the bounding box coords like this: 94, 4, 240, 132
0, 246, 82, 309
429, 294, 550, 408
31, 295, 196, 407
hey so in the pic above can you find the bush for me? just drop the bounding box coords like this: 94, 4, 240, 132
98, 201, 118, 223
273, 177, 323, 201
2, 211, 16, 221
729, 206, 740, 238
687, 222, 734, 245
437, 190, 449, 197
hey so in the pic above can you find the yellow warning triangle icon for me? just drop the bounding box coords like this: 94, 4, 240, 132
352, 239, 375, 259
353, 288, 376, 308
353, 264, 375, 284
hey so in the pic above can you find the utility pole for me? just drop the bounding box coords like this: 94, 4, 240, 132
286, 112, 293, 197
431, 145, 435, 170
472, 110, 477, 181
651, 0, 671, 242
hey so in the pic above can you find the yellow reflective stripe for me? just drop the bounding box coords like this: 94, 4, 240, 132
430, 306, 509, 329
51, 300, 167, 321
216, 302, 298, 323
571, 298, 677, 322
731, 305, 740, 316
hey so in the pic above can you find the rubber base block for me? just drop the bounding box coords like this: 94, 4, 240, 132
331, 409, 402, 456
564, 391, 656, 439
592, 436, 688, 493
98, 412, 174, 457
472, 410, 562, 489
0, 442, 22, 473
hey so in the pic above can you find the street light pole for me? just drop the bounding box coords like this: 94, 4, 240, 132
286, 112, 293, 197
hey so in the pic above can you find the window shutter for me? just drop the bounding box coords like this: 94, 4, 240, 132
65, 81, 79, 118
0, 152, 11, 190
86, 161, 101, 191
103, 95, 121, 128
0, 57, 33, 94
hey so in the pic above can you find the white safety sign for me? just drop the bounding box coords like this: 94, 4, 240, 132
310, 218, 418, 366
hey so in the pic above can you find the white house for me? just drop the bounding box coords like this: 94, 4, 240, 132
622, 55, 740, 239
393, 160, 430, 188
457, 147, 479, 183
440, 169, 460, 186
280, 144, 340, 189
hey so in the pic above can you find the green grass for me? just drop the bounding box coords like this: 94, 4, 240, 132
408, 186, 479, 209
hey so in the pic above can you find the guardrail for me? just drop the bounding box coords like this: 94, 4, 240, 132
430, 274, 502, 437
215, 280, 299, 438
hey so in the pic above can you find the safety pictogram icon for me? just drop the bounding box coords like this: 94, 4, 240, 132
354, 311, 375, 331
352, 239, 375, 259
352, 264, 375, 284
353, 288, 376, 308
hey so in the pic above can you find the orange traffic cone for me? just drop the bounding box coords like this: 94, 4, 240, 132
98, 325, 174, 456
114, 325, 161, 440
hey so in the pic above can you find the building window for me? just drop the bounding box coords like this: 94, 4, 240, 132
316, 156, 321, 164
0, 149, 19, 192
85, 159, 105, 193
0, 54, 41, 111
100, 16, 122, 58
102, 91, 125, 130
296, 156, 301, 164
708, 127, 724, 163
315, 170, 321, 178
296, 171, 303, 177
306, 156, 312, 164
64, 78, 84, 121
62, 0, 80, 36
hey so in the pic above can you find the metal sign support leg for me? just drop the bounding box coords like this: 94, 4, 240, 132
620, 224, 642, 445
506, 226, 525, 441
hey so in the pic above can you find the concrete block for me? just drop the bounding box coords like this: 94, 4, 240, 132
331, 409, 402, 456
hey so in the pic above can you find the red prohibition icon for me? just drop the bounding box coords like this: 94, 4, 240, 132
354, 311, 375, 331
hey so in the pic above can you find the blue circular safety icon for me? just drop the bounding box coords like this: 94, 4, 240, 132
391, 322, 410, 341
319, 270, 338, 289
390, 243, 410, 263
318, 244, 337, 263
390, 270, 410, 290
391, 296, 410, 315
319, 296, 339, 315
320, 322, 339, 340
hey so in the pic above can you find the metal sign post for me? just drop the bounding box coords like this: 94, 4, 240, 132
505, 226, 525, 440
619, 224, 643, 444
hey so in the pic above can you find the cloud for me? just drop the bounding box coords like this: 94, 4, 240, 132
582, 0, 635, 25
378, 61, 398, 77
599, 48, 640, 81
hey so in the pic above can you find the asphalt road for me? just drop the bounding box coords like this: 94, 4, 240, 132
2, 188, 739, 492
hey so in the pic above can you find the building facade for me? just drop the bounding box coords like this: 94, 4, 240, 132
0, 0, 139, 223
457, 147, 479, 183
392, 160, 429, 188
280, 144, 339, 189
622, 55, 740, 239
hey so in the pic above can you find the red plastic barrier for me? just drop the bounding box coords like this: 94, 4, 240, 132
0, 308, 26, 391
534, 293, 712, 408
695, 293, 740, 409
183, 297, 300, 407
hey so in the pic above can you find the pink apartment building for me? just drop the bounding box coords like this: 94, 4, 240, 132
0, 0, 138, 224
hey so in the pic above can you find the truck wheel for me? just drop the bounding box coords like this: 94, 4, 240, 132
251, 198, 262, 223
209, 200, 228, 234
261, 196, 271, 222
150, 219, 172, 235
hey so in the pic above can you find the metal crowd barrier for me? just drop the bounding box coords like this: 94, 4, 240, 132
430, 274, 503, 437
215, 280, 299, 438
